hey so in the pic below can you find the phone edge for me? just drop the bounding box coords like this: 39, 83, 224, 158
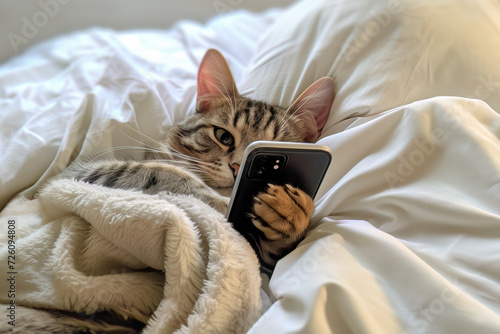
225, 141, 332, 218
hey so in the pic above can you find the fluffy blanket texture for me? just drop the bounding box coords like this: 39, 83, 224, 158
0, 178, 262, 333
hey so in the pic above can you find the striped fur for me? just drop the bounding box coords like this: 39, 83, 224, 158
62, 49, 336, 269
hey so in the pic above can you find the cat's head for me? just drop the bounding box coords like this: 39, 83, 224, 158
164, 49, 336, 190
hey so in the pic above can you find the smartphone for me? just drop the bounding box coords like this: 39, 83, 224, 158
226, 141, 332, 233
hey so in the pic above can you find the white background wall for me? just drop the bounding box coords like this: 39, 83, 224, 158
0, 0, 296, 65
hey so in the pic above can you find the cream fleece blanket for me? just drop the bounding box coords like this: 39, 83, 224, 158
0, 178, 262, 333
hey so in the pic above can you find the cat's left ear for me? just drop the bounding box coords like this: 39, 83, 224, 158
196, 49, 238, 113
287, 77, 336, 142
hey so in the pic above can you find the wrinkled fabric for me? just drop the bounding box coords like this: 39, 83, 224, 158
249, 97, 500, 334
0, 179, 262, 333
1, 0, 500, 333
0, 10, 279, 210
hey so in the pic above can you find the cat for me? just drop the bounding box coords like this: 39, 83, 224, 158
62, 49, 336, 269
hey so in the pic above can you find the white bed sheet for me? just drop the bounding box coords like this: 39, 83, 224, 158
0, 9, 278, 210
250, 96, 500, 333
1, 0, 500, 333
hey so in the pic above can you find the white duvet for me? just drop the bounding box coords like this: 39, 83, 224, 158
1, 0, 500, 333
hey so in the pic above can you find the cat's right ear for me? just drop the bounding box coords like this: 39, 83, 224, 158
196, 49, 238, 113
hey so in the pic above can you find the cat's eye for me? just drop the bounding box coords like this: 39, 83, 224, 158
214, 127, 234, 146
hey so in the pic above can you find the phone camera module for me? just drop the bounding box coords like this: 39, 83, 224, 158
249, 154, 286, 179
255, 156, 268, 166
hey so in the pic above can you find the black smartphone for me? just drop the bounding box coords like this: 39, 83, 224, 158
226, 141, 332, 233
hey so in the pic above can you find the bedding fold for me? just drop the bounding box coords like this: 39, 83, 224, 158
2, 0, 500, 333
0, 179, 262, 333
249, 97, 500, 334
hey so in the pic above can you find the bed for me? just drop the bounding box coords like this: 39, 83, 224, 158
1, 0, 500, 332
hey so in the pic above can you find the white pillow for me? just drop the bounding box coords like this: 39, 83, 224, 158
239, 0, 500, 133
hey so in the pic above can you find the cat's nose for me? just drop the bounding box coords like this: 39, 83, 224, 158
229, 162, 240, 177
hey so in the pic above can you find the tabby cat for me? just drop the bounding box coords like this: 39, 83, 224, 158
63, 49, 336, 269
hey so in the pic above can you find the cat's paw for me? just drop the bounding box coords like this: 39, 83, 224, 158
251, 184, 314, 243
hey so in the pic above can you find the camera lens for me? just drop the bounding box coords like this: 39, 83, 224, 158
255, 156, 268, 166
256, 168, 265, 175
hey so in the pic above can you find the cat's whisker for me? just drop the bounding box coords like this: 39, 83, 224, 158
166, 147, 207, 164
119, 128, 172, 154
87, 146, 151, 162
150, 158, 207, 169
276, 113, 294, 133
163, 137, 209, 161
279, 117, 305, 134
119, 129, 207, 164
166, 162, 212, 176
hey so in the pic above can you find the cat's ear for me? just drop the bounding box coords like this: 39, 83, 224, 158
196, 49, 238, 113
287, 77, 336, 142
